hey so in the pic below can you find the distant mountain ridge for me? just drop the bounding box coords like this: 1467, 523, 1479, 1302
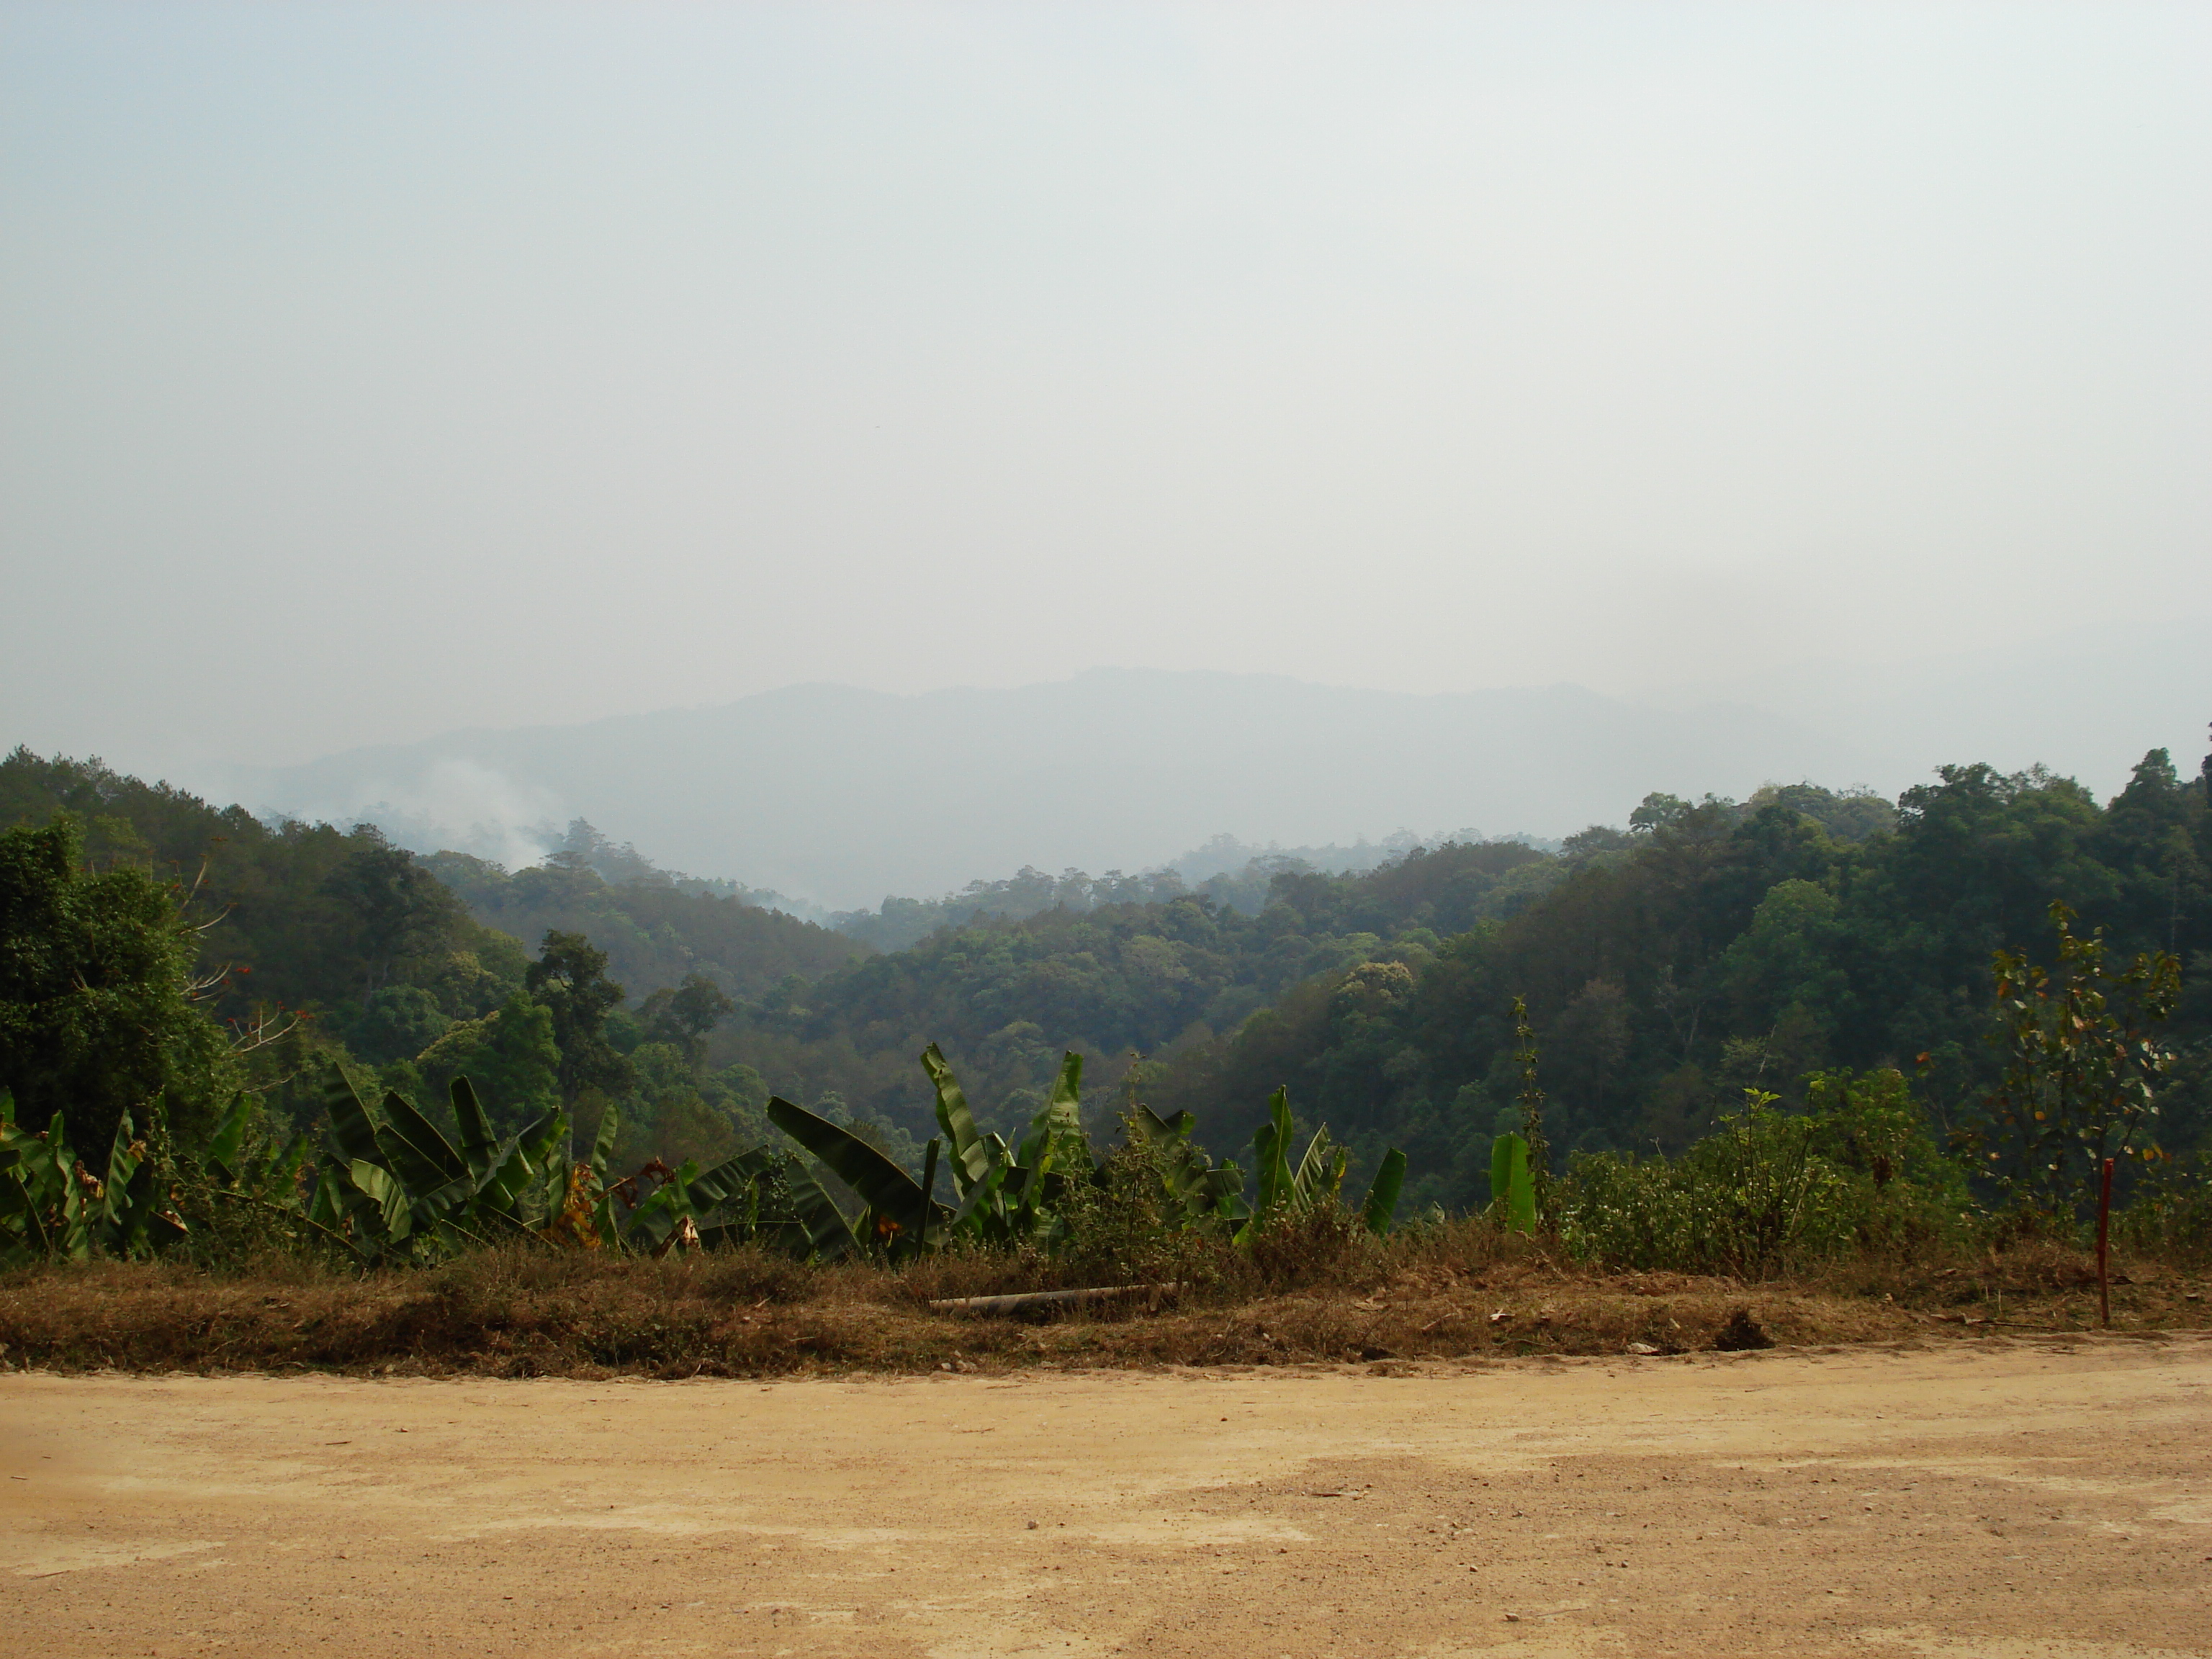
205, 669, 1885, 909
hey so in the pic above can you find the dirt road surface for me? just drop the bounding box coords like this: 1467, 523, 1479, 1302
3, 1339, 2208, 1657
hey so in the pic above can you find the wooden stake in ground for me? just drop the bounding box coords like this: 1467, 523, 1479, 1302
2097, 1156, 2115, 1329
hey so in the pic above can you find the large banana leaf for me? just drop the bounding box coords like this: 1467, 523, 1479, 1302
309, 1061, 568, 1256
921, 1043, 995, 1196
586, 1100, 620, 1186
521, 1110, 570, 1228
773, 1159, 860, 1259
204, 1092, 253, 1183
347, 1159, 413, 1242
96, 1112, 143, 1233
258, 1130, 311, 1200
1249, 1087, 1296, 1219
622, 1146, 806, 1254
317, 1065, 436, 1254
474, 1109, 566, 1226
306, 1162, 348, 1233
1491, 1132, 1536, 1233
563, 1102, 623, 1247
921, 1046, 1038, 1247
91, 1108, 182, 1256
948, 1143, 1020, 1237
766, 1095, 923, 1217
765, 1094, 962, 1256
53, 1112, 89, 1262
1132, 1103, 1190, 1143
714, 1149, 859, 1262
1006, 1066, 1095, 1242
1291, 1124, 1346, 1206
313, 1069, 404, 1254
621, 1156, 703, 1253
375, 1089, 468, 1195
377, 1090, 486, 1233
322, 1066, 384, 1169
1238, 1088, 1372, 1243
921, 1048, 1111, 1251
1015, 1051, 1093, 1181
450, 1077, 500, 1182
0, 1098, 85, 1264
203, 1093, 308, 1212
1359, 1148, 1408, 1235
675, 1144, 859, 1261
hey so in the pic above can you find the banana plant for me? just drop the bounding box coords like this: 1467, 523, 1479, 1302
546, 1103, 625, 1249
921, 1045, 1097, 1249
0, 1092, 207, 1264
203, 1090, 312, 1199
626, 1142, 860, 1260
0, 1094, 89, 1264
191, 1090, 325, 1248
1235, 1087, 1408, 1240
1489, 1131, 1537, 1233
86, 1108, 191, 1257
767, 1092, 947, 1256
692, 1145, 859, 1260
765, 1046, 1126, 1256
1127, 1103, 1249, 1233
305, 1065, 570, 1259
920, 1043, 1022, 1246
1361, 1148, 1408, 1235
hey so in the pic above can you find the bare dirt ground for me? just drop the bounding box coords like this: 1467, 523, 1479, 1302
3, 1337, 2208, 1658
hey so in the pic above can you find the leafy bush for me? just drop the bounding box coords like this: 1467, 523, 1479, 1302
1053, 1123, 1226, 1291
1555, 1071, 1969, 1277
2113, 1153, 2212, 1264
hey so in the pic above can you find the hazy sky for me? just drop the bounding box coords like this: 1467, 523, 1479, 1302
4, 2, 2208, 778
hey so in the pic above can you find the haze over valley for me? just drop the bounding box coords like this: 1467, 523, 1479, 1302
197, 615, 2210, 912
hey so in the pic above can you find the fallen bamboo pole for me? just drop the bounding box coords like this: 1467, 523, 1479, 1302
927, 1282, 1183, 1318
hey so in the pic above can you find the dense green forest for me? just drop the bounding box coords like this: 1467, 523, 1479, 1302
0, 749, 856, 1169
696, 757, 2209, 1213
1149, 761, 2211, 1210
4, 737, 2208, 1223
832, 864, 1195, 953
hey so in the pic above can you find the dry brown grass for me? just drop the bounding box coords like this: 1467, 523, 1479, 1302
2, 1220, 2205, 1380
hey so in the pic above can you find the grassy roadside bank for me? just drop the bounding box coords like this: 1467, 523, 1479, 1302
6, 1229, 2206, 1380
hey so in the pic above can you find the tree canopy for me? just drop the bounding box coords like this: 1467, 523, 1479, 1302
4, 738, 2206, 1220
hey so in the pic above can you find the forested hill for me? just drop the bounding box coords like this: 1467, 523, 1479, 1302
1146, 756, 2212, 1210
0, 747, 864, 1151
0, 750, 860, 1012
6, 740, 2208, 1224
718, 837, 1559, 1154
701, 755, 2212, 1215
0, 747, 531, 1032
418, 849, 863, 1002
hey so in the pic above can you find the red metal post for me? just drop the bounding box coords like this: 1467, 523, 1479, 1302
2096, 1156, 2115, 1330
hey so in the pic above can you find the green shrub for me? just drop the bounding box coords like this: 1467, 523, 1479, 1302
1556, 1072, 1969, 1277
2113, 1154, 2212, 1264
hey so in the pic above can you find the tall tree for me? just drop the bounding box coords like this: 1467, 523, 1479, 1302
320, 832, 462, 1007
525, 930, 632, 1105
0, 817, 232, 1149
639, 971, 737, 1069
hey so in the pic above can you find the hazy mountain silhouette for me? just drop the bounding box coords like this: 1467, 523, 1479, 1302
210, 669, 1887, 909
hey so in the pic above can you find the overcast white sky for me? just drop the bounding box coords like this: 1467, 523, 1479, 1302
4, 2, 2208, 778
